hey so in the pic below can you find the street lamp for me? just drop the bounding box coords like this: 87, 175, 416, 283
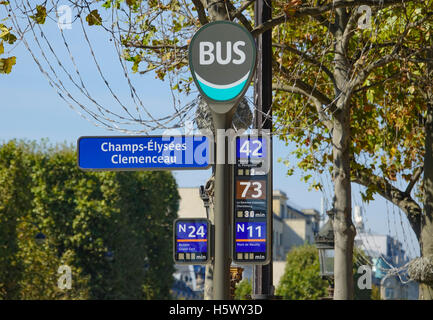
314, 209, 335, 299
31, 222, 46, 245
105, 250, 114, 262
35, 232, 46, 245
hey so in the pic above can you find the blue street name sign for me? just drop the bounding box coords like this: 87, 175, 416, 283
77, 135, 211, 171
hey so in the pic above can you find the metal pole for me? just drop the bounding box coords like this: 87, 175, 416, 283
212, 111, 231, 300
253, 0, 273, 298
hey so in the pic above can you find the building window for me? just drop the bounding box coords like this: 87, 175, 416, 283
280, 204, 286, 218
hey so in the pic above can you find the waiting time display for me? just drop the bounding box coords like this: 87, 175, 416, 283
173, 219, 210, 264
233, 135, 271, 264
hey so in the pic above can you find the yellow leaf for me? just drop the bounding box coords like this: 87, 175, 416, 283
0, 41, 3, 55
86, 10, 102, 26
0, 56, 16, 74
0, 26, 9, 38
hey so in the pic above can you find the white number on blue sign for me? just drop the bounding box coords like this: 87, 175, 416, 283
239, 139, 262, 157
187, 225, 205, 238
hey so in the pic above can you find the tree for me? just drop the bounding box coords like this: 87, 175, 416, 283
276, 244, 375, 300
0, 140, 89, 299
276, 245, 328, 299
0, 140, 179, 299
273, 2, 433, 299
313, 2, 433, 298
0, 141, 31, 299
272, 1, 425, 299
234, 279, 252, 300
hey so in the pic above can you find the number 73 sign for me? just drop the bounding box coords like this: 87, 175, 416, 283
236, 180, 266, 199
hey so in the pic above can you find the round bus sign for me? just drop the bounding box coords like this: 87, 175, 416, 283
189, 21, 256, 112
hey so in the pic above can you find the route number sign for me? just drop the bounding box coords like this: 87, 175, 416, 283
173, 218, 211, 264
232, 135, 271, 264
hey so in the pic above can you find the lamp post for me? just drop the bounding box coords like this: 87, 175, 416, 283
315, 209, 335, 299
105, 250, 114, 262
31, 222, 46, 245
35, 232, 46, 246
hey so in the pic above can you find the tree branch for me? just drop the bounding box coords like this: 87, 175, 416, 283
124, 42, 188, 50
405, 166, 424, 195
251, 0, 413, 37
341, 7, 359, 53
353, 71, 400, 93
226, 0, 252, 31
275, 61, 334, 107
273, 83, 333, 131
234, 0, 256, 17
192, 0, 209, 25
273, 42, 336, 86
350, 50, 401, 89
351, 10, 433, 88
352, 165, 422, 240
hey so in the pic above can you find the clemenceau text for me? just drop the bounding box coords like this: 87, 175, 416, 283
100, 141, 186, 165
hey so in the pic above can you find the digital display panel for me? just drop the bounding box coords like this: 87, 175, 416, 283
235, 222, 266, 252
174, 219, 210, 264
233, 134, 271, 264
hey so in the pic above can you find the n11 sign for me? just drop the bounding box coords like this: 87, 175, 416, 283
173, 219, 210, 264
235, 222, 267, 253
77, 135, 211, 171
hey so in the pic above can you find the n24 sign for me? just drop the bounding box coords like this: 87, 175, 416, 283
178, 223, 206, 238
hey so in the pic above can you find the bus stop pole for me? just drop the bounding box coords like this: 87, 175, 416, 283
212, 111, 231, 300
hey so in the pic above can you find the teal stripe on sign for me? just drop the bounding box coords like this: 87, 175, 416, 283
198, 79, 247, 101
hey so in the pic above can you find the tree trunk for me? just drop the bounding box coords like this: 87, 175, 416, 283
420, 100, 433, 299
419, 40, 433, 299
331, 10, 356, 298
332, 106, 356, 300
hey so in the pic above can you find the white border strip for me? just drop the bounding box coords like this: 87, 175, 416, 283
194, 72, 250, 89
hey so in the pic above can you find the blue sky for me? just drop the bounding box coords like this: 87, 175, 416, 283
0, 15, 420, 258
